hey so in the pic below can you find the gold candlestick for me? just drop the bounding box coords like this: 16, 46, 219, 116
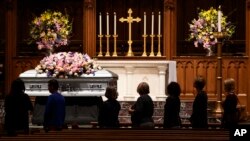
142, 34, 148, 57
149, 34, 155, 57
113, 34, 118, 57
98, 34, 103, 57
105, 35, 111, 57
156, 34, 162, 57
213, 31, 225, 117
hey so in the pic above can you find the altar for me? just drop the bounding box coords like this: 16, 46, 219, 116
96, 60, 177, 101
19, 69, 118, 125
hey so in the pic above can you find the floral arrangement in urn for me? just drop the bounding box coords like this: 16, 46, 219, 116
187, 7, 235, 55
29, 10, 72, 53
30, 10, 102, 78
35, 52, 102, 78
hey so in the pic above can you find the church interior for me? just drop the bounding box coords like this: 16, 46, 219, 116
0, 0, 250, 140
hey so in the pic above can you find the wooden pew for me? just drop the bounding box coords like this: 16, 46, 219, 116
0, 128, 230, 141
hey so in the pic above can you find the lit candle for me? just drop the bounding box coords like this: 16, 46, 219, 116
99, 12, 102, 35
114, 12, 116, 35
158, 12, 161, 35
144, 12, 146, 35
151, 12, 154, 35
107, 12, 109, 35
218, 6, 221, 32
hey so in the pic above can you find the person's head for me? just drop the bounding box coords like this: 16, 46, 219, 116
48, 79, 59, 93
105, 86, 118, 100
167, 81, 181, 97
10, 78, 25, 94
193, 76, 206, 91
137, 82, 150, 95
224, 78, 235, 93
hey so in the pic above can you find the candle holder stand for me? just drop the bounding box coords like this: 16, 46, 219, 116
97, 34, 103, 57
105, 35, 111, 57
142, 34, 148, 56
156, 34, 162, 57
149, 34, 155, 57
112, 34, 118, 57
213, 31, 225, 117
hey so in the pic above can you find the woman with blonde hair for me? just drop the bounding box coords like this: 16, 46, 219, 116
222, 78, 239, 129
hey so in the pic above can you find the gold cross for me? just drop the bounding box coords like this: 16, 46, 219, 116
119, 8, 141, 56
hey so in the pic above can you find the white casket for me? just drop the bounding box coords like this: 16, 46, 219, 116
19, 69, 118, 125
19, 69, 118, 97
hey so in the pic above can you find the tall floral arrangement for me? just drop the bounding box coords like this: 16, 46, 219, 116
30, 10, 102, 78
29, 10, 72, 52
188, 7, 235, 49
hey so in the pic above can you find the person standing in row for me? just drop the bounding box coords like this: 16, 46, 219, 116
98, 86, 121, 128
189, 76, 208, 128
43, 79, 65, 132
4, 78, 33, 136
163, 81, 181, 128
129, 82, 154, 128
221, 78, 239, 129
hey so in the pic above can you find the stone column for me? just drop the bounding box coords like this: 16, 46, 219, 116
156, 66, 167, 101
124, 66, 135, 101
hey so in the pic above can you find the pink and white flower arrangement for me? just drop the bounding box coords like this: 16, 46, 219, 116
188, 7, 235, 49
35, 52, 102, 78
29, 10, 72, 52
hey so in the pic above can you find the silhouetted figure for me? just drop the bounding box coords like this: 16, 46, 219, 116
43, 79, 65, 132
221, 78, 239, 129
163, 82, 181, 128
98, 86, 121, 128
129, 82, 154, 128
190, 76, 208, 128
4, 78, 33, 136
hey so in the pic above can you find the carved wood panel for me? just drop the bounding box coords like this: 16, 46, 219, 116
174, 57, 248, 105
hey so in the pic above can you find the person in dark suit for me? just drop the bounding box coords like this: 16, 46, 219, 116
190, 76, 208, 128
4, 78, 33, 136
163, 81, 181, 128
43, 79, 65, 132
129, 82, 154, 128
221, 78, 239, 129
98, 86, 121, 128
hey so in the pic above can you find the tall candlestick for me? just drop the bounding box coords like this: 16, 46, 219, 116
107, 12, 109, 35
114, 12, 116, 35
99, 12, 102, 35
158, 12, 161, 35
144, 12, 146, 35
218, 6, 221, 32
151, 12, 154, 35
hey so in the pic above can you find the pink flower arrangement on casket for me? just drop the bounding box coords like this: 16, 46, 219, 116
35, 52, 102, 78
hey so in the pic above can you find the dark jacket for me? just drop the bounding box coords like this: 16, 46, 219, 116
222, 92, 239, 129
98, 99, 121, 128
131, 94, 154, 127
190, 91, 208, 128
163, 96, 181, 128
43, 92, 65, 130
4, 92, 33, 134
